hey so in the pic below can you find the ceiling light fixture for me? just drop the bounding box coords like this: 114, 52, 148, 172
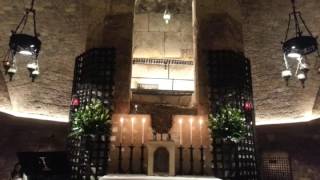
163, 5, 171, 24
281, 0, 319, 88
3, 0, 41, 82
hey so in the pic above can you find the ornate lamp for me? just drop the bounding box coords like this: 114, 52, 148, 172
281, 0, 319, 87
3, 0, 41, 82
163, 8, 171, 24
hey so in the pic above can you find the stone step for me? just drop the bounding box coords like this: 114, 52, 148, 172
100, 174, 221, 180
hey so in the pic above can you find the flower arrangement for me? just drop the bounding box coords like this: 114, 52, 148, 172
70, 99, 112, 137
208, 104, 248, 143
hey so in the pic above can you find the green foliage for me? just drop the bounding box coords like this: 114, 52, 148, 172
70, 99, 112, 137
208, 104, 248, 143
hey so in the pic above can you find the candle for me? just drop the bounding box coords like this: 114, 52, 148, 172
120, 117, 124, 144
189, 118, 193, 145
142, 118, 146, 144
179, 118, 183, 145
131, 117, 135, 144
199, 118, 203, 145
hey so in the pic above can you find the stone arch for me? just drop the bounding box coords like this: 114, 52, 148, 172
153, 146, 170, 174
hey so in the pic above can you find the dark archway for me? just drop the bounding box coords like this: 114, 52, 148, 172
153, 147, 169, 174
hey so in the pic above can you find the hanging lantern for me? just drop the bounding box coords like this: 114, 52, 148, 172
281, 0, 319, 87
3, 0, 41, 81
244, 101, 254, 112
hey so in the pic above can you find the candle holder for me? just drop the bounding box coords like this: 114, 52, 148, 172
189, 145, 194, 175
178, 145, 184, 175
129, 144, 134, 174
200, 145, 205, 175
140, 144, 145, 173
117, 143, 123, 173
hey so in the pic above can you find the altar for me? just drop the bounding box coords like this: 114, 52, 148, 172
100, 174, 222, 180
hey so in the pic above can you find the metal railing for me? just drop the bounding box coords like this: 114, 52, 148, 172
131, 77, 194, 91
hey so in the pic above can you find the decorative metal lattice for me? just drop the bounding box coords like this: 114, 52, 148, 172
261, 153, 292, 180
68, 48, 115, 180
207, 50, 259, 180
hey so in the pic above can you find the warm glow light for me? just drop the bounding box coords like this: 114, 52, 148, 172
179, 118, 183, 124
19, 50, 33, 56
131, 78, 194, 91
32, 70, 39, 75
120, 117, 124, 124
297, 73, 306, 80
142, 117, 146, 144
256, 113, 320, 125
189, 118, 193, 124
131, 117, 135, 144
8, 67, 17, 73
27, 63, 38, 69
163, 9, 171, 24
189, 118, 193, 145
0, 109, 68, 122
281, 70, 292, 78
287, 52, 301, 58
199, 118, 203, 145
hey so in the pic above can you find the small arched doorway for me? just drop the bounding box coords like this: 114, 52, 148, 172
153, 147, 169, 175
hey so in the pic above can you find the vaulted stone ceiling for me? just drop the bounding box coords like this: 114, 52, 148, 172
0, 0, 320, 124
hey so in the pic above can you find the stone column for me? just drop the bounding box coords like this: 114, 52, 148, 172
194, 0, 244, 114
85, 0, 135, 113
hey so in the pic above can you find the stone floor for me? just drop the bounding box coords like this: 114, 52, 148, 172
100, 174, 221, 180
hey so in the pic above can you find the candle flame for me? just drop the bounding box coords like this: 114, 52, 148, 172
131, 117, 135, 123
120, 117, 124, 124
142, 117, 146, 123
179, 118, 183, 124
199, 118, 203, 125
189, 118, 193, 124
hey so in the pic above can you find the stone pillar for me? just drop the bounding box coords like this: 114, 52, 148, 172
194, 0, 244, 114
85, 0, 135, 113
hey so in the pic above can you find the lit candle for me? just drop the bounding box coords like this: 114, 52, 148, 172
131, 117, 135, 144
199, 118, 203, 145
179, 118, 183, 145
142, 118, 146, 144
120, 117, 124, 144
189, 118, 193, 145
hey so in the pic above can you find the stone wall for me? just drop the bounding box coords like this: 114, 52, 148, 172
0, 112, 68, 179
256, 120, 320, 180
0, 69, 11, 111
133, 12, 193, 60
